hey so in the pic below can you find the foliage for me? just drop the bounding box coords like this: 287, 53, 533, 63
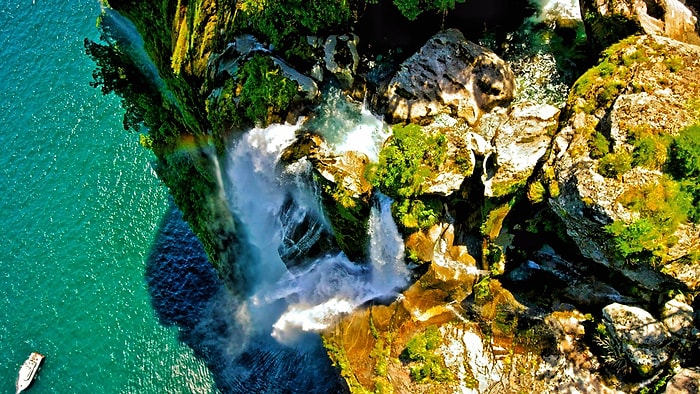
392, 0, 465, 21
570, 35, 653, 115
597, 151, 632, 179
603, 123, 700, 265
370, 124, 446, 199
583, 11, 640, 54
606, 175, 694, 264
240, 0, 351, 50
526, 181, 546, 204
84, 36, 184, 152
236, 54, 298, 126
663, 55, 685, 73
369, 124, 447, 232
605, 219, 666, 264
392, 198, 441, 232
669, 124, 700, 222
401, 325, 452, 382
322, 337, 370, 393
669, 124, 700, 179
588, 131, 610, 159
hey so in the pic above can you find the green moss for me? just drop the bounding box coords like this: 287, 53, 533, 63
589, 131, 610, 159
669, 124, 700, 222
392, 197, 442, 232
401, 325, 452, 383
598, 151, 632, 179
526, 181, 547, 204
322, 336, 371, 394
318, 176, 370, 260
473, 277, 492, 303
663, 55, 685, 72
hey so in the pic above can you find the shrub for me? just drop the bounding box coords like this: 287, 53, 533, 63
668, 124, 700, 223
236, 54, 298, 125
598, 151, 632, 179
370, 123, 446, 198
618, 176, 691, 235
589, 131, 610, 159
605, 219, 665, 264
392, 0, 466, 21
401, 325, 452, 382
393, 198, 442, 232
242, 0, 351, 50
669, 124, 700, 179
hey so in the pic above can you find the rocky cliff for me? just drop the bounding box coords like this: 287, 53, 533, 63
88, 0, 700, 392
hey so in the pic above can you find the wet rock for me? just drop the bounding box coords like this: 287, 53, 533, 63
665, 367, 700, 394
282, 132, 371, 260
324, 34, 360, 89
382, 29, 515, 125
602, 303, 673, 376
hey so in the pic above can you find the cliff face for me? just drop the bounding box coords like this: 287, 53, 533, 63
90, 0, 700, 392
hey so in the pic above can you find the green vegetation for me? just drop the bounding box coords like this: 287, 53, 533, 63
583, 11, 640, 54
401, 325, 452, 382
207, 54, 299, 143
317, 175, 370, 260
368, 124, 447, 232
597, 151, 632, 179
603, 123, 700, 265
669, 124, 700, 222
237, 0, 351, 51
370, 124, 447, 198
570, 35, 653, 115
392, 198, 442, 231
391, 0, 465, 21
323, 337, 371, 393
236, 54, 298, 125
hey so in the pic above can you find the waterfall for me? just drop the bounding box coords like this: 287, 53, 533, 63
220, 95, 409, 344
305, 87, 390, 162
368, 192, 411, 295
99, 8, 180, 109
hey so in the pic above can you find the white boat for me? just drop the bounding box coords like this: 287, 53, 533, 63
16, 352, 44, 394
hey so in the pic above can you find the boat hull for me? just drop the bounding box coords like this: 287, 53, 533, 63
16, 352, 44, 394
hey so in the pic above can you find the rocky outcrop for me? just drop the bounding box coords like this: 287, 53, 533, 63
483, 102, 560, 198
665, 368, 700, 393
323, 34, 360, 89
602, 303, 673, 376
584, 0, 700, 45
382, 29, 515, 125
545, 34, 700, 290
282, 132, 372, 260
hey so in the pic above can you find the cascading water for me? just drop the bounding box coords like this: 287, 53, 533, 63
223, 104, 409, 341
162, 91, 409, 391
305, 86, 391, 162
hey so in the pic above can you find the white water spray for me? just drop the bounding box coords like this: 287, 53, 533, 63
223, 102, 409, 345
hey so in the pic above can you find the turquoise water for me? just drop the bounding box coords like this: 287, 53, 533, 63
0, 1, 216, 392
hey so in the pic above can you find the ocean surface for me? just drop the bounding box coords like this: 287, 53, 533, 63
0, 1, 217, 392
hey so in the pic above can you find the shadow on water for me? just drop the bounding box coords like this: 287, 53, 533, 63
145, 203, 346, 393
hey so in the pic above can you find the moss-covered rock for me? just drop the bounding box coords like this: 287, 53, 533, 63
545, 34, 700, 291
